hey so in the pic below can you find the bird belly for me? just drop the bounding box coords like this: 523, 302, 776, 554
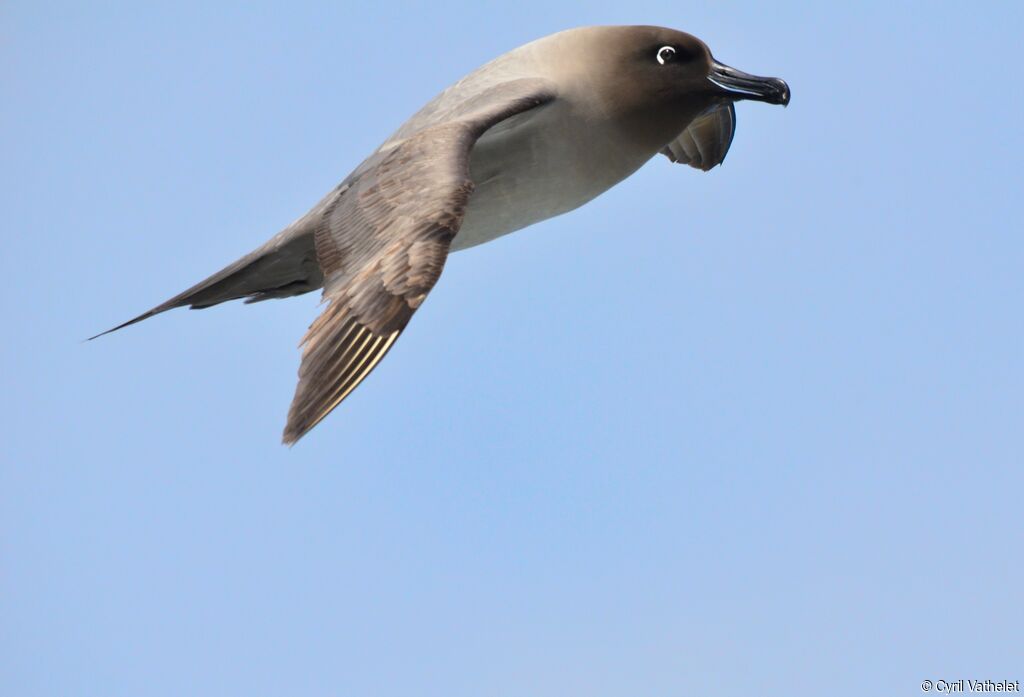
452, 107, 649, 251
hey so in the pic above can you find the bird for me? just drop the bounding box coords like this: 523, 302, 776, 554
91, 25, 790, 444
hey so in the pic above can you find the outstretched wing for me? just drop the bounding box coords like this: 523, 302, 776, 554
282, 79, 555, 444
660, 103, 736, 171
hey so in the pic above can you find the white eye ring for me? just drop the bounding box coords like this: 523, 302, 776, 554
656, 46, 676, 65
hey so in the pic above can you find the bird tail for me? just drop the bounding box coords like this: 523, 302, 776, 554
88, 227, 323, 340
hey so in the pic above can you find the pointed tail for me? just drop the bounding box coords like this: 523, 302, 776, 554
88, 227, 322, 340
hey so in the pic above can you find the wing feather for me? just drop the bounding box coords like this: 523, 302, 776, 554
661, 103, 737, 171
282, 80, 555, 443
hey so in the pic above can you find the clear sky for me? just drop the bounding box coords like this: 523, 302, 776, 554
3, 2, 1022, 696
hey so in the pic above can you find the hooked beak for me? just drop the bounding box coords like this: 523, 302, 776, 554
708, 60, 790, 106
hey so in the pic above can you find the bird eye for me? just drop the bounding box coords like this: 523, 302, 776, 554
656, 46, 677, 65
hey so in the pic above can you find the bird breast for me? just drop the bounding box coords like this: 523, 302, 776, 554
452, 99, 654, 251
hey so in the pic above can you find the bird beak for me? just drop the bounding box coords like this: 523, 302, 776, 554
708, 60, 790, 106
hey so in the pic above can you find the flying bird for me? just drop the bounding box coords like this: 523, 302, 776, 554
92, 25, 790, 444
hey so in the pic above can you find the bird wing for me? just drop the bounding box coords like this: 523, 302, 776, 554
282, 79, 555, 444
660, 103, 736, 171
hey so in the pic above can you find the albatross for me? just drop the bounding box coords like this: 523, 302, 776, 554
92, 25, 791, 444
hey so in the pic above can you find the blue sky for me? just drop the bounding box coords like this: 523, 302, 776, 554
3, 2, 1022, 696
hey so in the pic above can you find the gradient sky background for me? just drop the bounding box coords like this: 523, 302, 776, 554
3, 2, 1022, 696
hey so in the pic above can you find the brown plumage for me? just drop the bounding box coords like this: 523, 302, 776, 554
282, 82, 555, 443
661, 104, 737, 171
90, 26, 788, 444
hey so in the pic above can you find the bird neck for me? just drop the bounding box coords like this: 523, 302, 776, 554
611, 97, 711, 154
